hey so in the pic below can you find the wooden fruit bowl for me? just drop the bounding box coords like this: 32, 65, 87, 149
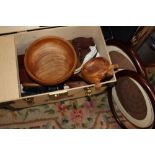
24, 36, 77, 85
81, 57, 117, 88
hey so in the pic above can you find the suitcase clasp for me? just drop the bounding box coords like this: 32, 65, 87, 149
84, 87, 93, 97
48, 90, 68, 100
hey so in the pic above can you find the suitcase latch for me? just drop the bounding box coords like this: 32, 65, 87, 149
84, 87, 93, 97
23, 97, 35, 105
48, 90, 68, 100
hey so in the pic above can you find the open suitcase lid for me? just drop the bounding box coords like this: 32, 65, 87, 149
106, 40, 155, 128
0, 26, 45, 35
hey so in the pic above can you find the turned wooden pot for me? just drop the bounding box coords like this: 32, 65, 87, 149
81, 57, 116, 88
24, 36, 77, 85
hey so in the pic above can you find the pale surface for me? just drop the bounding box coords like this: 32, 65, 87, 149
0, 36, 20, 102
0, 26, 116, 104
0, 26, 40, 34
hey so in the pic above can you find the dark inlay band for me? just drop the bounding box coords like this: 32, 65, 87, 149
115, 77, 147, 120
109, 51, 136, 71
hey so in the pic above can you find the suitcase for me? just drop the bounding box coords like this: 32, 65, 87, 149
0, 26, 155, 129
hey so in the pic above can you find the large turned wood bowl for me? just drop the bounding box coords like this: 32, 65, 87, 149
24, 36, 77, 85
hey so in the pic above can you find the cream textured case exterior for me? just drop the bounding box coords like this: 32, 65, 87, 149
0, 26, 116, 109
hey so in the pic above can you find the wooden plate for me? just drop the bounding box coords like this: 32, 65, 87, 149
108, 70, 155, 128
24, 36, 77, 85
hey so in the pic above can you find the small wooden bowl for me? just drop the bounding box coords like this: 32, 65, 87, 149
24, 36, 77, 85
81, 57, 116, 88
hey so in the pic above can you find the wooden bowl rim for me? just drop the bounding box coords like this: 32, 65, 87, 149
24, 36, 77, 85
81, 57, 110, 72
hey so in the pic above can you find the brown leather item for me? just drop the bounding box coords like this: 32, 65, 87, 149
18, 55, 40, 86
72, 37, 95, 67
24, 36, 77, 85
72, 37, 95, 50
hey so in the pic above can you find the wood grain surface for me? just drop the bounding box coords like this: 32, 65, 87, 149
24, 36, 77, 85
81, 57, 111, 88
